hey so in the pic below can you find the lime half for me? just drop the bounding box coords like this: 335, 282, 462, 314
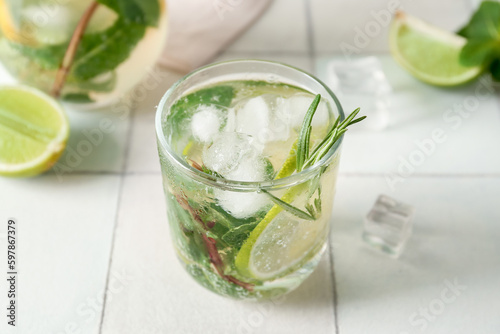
0, 86, 69, 177
235, 209, 324, 280
390, 11, 482, 86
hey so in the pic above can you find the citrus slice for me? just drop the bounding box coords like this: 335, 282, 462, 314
0, 85, 69, 177
0, 0, 36, 45
235, 208, 324, 280
390, 11, 482, 86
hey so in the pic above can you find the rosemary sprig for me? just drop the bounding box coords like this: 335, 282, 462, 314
296, 94, 321, 172
299, 95, 365, 171
261, 94, 365, 220
259, 189, 315, 221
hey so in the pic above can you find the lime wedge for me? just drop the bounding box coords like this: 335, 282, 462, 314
390, 11, 482, 86
0, 86, 69, 177
235, 208, 324, 280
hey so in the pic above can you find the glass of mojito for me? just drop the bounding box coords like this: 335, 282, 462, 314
156, 60, 363, 299
0, 0, 167, 107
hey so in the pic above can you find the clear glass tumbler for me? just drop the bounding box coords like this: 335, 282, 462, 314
156, 60, 345, 300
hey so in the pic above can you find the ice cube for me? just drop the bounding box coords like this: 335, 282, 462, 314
216, 191, 270, 219
285, 95, 330, 128
215, 154, 273, 218
202, 132, 257, 176
363, 195, 415, 257
235, 96, 270, 143
203, 132, 274, 219
191, 105, 222, 143
224, 108, 236, 133
327, 56, 391, 130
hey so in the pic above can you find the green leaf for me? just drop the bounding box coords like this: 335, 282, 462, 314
457, 1, 500, 39
222, 222, 259, 249
72, 18, 146, 81
491, 58, 500, 81
12, 17, 147, 85
260, 189, 315, 221
171, 86, 235, 112
296, 94, 321, 172
11, 43, 66, 70
458, 1, 500, 70
167, 86, 235, 143
96, 0, 160, 27
460, 39, 499, 67
61, 93, 94, 103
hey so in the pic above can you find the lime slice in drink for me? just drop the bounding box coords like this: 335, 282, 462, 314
0, 86, 69, 177
235, 209, 324, 280
390, 11, 482, 86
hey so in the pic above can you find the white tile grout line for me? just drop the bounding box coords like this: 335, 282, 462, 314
97, 105, 136, 334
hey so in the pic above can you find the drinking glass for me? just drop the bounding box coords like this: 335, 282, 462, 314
156, 60, 345, 299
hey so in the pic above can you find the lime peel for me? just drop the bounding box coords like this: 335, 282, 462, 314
390, 11, 482, 86
0, 85, 69, 177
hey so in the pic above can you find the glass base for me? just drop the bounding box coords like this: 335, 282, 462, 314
177, 242, 327, 300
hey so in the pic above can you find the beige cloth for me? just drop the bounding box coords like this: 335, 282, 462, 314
160, 0, 272, 73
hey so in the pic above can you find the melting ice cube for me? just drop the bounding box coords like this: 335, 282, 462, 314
235, 96, 270, 143
363, 195, 415, 257
191, 105, 223, 143
202, 132, 258, 176
202, 132, 275, 219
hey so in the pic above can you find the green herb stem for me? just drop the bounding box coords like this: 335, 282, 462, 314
51, 1, 99, 97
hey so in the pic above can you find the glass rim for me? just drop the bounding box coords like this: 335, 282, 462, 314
155, 59, 345, 191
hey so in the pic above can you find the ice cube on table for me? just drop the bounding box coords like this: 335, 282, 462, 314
363, 194, 415, 258
327, 56, 391, 130
190, 105, 223, 143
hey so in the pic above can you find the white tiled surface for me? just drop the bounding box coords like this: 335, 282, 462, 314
310, 0, 472, 54
316, 56, 500, 175
331, 176, 500, 333
226, 0, 309, 53
101, 174, 335, 334
0, 175, 121, 334
2, 0, 500, 333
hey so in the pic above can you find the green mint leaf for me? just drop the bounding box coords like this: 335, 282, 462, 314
460, 39, 499, 67
296, 94, 321, 172
68, 71, 118, 93
457, 1, 500, 39
167, 86, 235, 143
72, 18, 146, 81
201, 165, 224, 179
458, 1, 500, 69
96, 0, 160, 27
11, 43, 66, 70
172, 86, 235, 112
490, 58, 500, 81
61, 93, 94, 103
222, 222, 259, 249
11, 18, 147, 86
